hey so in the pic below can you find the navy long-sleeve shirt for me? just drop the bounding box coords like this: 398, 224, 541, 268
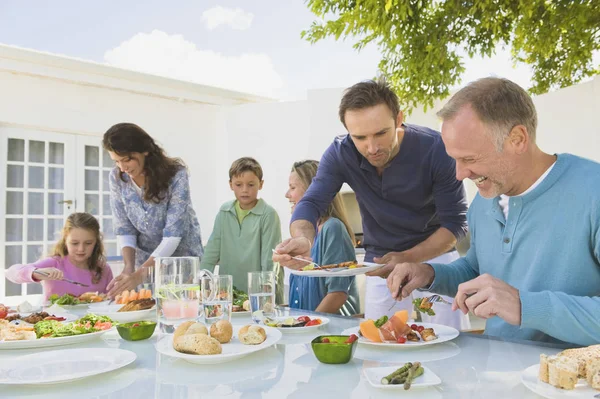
292, 124, 468, 261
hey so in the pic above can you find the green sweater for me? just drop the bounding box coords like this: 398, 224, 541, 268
200, 199, 282, 297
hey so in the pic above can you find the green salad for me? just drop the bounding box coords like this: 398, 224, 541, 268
33, 314, 114, 338
49, 293, 81, 305
233, 286, 248, 307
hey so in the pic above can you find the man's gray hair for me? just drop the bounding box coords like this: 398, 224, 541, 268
437, 77, 538, 151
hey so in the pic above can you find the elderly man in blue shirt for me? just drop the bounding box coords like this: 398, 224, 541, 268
274, 79, 470, 329
387, 77, 600, 346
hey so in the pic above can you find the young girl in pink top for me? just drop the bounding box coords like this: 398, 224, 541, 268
6, 212, 113, 300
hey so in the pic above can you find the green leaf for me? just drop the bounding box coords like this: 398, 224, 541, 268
301, 0, 600, 112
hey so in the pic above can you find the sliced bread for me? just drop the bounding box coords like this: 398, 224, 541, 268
548, 356, 579, 390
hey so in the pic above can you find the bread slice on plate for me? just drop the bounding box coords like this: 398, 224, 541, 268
548, 356, 579, 390
558, 344, 600, 378
586, 358, 600, 390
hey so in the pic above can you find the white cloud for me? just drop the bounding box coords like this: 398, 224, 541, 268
104, 30, 283, 98
201, 6, 253, 31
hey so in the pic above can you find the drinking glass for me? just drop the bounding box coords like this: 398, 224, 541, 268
200, 274, 233, 326
248, 271, 276, 323
155, 257, 201, 333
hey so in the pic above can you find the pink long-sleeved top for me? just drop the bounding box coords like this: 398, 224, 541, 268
5, 256, 113, 300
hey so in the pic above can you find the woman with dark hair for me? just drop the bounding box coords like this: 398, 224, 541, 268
103, 123, 203, 297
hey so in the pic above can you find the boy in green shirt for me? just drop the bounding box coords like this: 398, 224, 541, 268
200, 157, 283, 302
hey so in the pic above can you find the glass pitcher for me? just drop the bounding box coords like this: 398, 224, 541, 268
154, 256, 214, 333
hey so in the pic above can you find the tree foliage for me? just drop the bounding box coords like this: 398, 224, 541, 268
302, 0, 600, 111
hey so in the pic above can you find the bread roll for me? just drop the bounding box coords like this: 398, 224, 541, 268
173, 333, 222, 355
173, 321, 195, 341
238, 325, 267, 345
210, 320, 232, 343
242, 300, 250, 311
186, 323, 208, 336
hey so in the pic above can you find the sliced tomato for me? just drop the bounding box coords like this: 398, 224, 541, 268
297, 316, 311, 323
0, 305, 7, 319
305, 319, 322, 327
94, 321, 112, 330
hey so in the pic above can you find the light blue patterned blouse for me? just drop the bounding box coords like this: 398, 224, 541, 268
109, 167, 203, 266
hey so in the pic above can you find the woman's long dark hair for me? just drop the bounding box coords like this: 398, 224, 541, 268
52, 213, 106, 284
103, 123, 185, 203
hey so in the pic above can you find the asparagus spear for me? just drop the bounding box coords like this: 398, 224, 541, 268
404, 363, 424, 390
381, 362, 412, 385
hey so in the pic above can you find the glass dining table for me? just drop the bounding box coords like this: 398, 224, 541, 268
0, 305, 573, 398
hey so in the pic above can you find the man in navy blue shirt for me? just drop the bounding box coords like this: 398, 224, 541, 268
274, 79, 469, 327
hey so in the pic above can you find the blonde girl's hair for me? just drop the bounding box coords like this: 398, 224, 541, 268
292, 160, 356, 246
52, 212, 106, 284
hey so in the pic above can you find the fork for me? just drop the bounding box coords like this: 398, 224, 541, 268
425, 294, 453, 305
271, 249, 323, 269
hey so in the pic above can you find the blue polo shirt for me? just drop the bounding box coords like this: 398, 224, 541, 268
292, 124, 468, 261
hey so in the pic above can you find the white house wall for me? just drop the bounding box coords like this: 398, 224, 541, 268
1, 48, 599, 247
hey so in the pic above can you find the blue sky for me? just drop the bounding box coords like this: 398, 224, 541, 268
0, 0, 535, 100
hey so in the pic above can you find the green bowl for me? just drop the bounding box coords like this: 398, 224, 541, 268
116, 321, 157, 341
311, 335, 357, 364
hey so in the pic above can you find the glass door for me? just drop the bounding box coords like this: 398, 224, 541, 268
75, 136, 118, 257
0, 127, 75, 299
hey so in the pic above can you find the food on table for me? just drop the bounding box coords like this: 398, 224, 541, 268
174, 332, 222, 355
359, 319, 382, 343
263, 315, 321, 328
380, 362, 424, 389
0, 314, 113, 342
6, 312, 66, 324
379, 311, 413, 342
301, 261, 364, 271
115, 289, 152, 304
232, 287, 249, 312
242, 300, 251, 311
49, 292, 106, 305
78, 292, 106, 303
0, 320, 36, 341
173, 321, 203, 341
210, 320, 233, 343
359, 311, 437, 344
311, 335, 358, 364
173, 321, 222, 355
238, 325, 267, 345
412, 297, 436, 316
118, 298, 156, 312
539, 344, 600, 390
117, 321, 157, 341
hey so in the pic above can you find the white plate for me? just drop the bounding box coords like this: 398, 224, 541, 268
86, 304, 156, 323
156, 325, 282, 365
47, 301, 109, 309
342, 322, 459, 348
264, 316, 330, 334
521, 364, 597, 398
0, 328, 112, 350
364, 365, 441, 389
289, 261, 384, 277
0, 348, 136, 385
